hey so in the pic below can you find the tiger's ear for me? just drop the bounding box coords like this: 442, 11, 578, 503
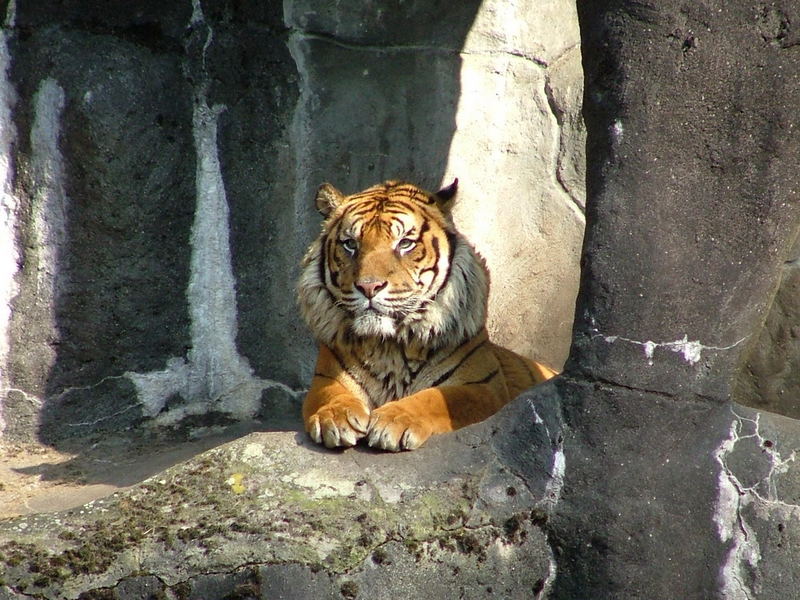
315, 183, 346, 217
434, 178, 458, 211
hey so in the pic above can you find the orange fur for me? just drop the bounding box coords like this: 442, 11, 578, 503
298, 180, 556, 451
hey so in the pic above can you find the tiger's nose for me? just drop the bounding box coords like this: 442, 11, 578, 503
355, 279, 387, 299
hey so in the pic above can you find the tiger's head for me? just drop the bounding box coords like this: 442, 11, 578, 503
298, 179, 489, 348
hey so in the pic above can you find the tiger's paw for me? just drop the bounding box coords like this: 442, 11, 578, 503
367, 403, 433, 452
306, 401, 370, 449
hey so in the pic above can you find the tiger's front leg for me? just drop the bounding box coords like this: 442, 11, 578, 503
367, 384, 506, 452
303, 346, 371, 448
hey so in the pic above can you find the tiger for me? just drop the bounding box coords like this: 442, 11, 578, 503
297, 178, 557, 452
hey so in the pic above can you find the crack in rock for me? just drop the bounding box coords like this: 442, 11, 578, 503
526, 398, 566, 599
527, 400, 566, 514
590, 324, 748, 366
714, 408, 800, 600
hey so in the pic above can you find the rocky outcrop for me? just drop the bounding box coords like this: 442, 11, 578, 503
0, 403, 563, 599
2, 1, 304, 443
554, 1, 800, 597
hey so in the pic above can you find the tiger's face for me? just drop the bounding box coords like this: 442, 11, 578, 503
316, 180, 458, 338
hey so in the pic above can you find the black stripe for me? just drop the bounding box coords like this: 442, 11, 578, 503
402, 350, 427, 378
412, 223, 435, 277
326, 345, 347, 372
313, 372, 337, 381
390, 187, 435, 205
464, 369, 499, 385
436, 230, 457, 292
382, 215, 406, 230
407, 229, 432, 275
364, 213, 383, 230
445, 230, 457, 265
429, 235, 439, 263
379, 208, 415, 218
520, 354, 538, 382
322, 236, 341, 287
350, 191, 388, 202
380, 373, 394, 390
418, 219, 430, 238
319, 237, 329, 286
387, 287, 412, 296
431, 340, 487, 388
344, 202, 380, 219
382, 199, 415, 211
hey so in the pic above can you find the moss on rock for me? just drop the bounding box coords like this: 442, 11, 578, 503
0, 431, 552, 598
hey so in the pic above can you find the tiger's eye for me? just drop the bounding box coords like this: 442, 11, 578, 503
397, 238, 416, 252
340, 238, 357, 255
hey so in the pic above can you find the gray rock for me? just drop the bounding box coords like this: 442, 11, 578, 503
555, 0, 800, 596
735, 234, 800, 417
570, 0, 800, 401
0, 395, 563, 599
3, 382, 800, 599
1, 0, 799, 598
7, 25, 195, 442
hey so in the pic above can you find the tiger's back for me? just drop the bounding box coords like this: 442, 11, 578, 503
297, 179, 556, 451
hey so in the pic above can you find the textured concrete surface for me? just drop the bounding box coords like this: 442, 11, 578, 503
570, 0, 800, 401
735, 234, 800, 417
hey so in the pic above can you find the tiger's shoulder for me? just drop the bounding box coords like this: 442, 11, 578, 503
487, 342, 558, 399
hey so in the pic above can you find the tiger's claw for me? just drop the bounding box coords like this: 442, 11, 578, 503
306, 402, 369, 449
367, 403, 432, 452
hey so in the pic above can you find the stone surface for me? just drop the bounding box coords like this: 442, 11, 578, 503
549, 380, 731, 598
0, 392, 566, 599
569, 0, 800, 401
0, 0, 799, 598
7, 20, 196, 441
444, 0, 584, 366
2, 382, 800, 599
548, 1, 800, 596
735, 234, 800, 417
548, 380, 800, 600
288, 0, 585, 369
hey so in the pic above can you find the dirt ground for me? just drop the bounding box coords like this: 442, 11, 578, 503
0, 421, 294, 520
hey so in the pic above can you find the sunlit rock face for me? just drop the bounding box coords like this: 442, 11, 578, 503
0, 0, 585, 443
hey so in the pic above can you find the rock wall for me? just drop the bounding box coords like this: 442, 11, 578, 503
0, 0, 585, 444
552, 1, 800, 597
570, 0, 800, 401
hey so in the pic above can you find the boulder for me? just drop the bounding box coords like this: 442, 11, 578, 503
0, 393, 565, 599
